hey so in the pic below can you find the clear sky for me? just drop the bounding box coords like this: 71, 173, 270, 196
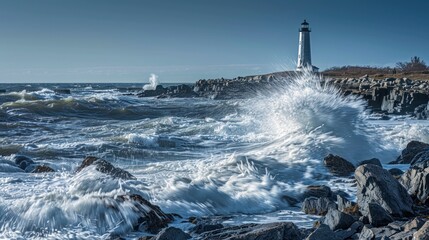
0, 0, 428, 83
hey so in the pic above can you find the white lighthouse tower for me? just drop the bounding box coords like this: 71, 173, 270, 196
296, 20, 318, 72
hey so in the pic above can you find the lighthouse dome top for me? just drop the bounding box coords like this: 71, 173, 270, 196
301, 20, 309, 25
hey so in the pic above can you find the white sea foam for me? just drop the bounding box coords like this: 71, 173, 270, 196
143, 74, 159, 91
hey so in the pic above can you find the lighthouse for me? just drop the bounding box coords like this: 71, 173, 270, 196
296, 20, 318, 72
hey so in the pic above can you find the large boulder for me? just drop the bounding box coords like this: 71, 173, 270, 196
305, 224, 341, 240
13, 155, 34, 170
302, 197, 336, 216
413, 220, 429, 240
302, 185, 334, 200
399, 167, 429, 205
355, 164, 413, 217
198, 222, 301, 240
358, 158, 382, 167
392, 141, 429, 164
76, 156, 136, 180
410, 150, 429, 169
322, 208, 355, 231
324, 154, 355, 176
337, 195, 359, 215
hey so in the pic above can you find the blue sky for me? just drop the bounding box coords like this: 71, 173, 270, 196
0, 0, 428, 83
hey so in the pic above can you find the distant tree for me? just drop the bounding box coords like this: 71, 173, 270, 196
396, 56, 428, 72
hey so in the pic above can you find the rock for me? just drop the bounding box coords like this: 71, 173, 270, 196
413, 221, 429, 240
31, 165, 55, 173
302, 185, 334, 200
410, 150, 429, 169
198, 222, 301, 240
323, 208, 355, 231
335, 221, 364, 240
359, 225, 400, 240
358, 158, 382, 167
190, 222, 223, 234
359, 225, 374, 240
305, 224, 341, 240
399, 167, 429, 205
152, 227, 190, 240
337, 195, 359, 215
282, 195, 300, 206
355, 164, 413, 217
76, 156, 136, 180
367, 203, 394, 227
13, 155, 34, 170
302, 197, 337, 215
400, 218, 425, 234
324, 154, 355, 176
388, 168, 404, 178
392, 141, 429, 164
121, 194, 173, 233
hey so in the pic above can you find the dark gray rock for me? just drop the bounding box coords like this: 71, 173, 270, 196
335, 221, 363, 240
392, 141, 429, 164
323, 208, 355, 231
305, 224, 341, 240
410, 151, 429, 169
403, 217, 426, 232
388, 168, 404, 178
358, 158, 382, 167
198, 222, 301, 240
153, 227, 190, 240
359, 225, 400, 240
76, 156, 136, 180
324, 154, 355, 176
399, 167, 429, 205
190, 222, 223, 234
367, 203, 394, 227
13, 155, 34, 170
355, 164, 414, 217
302, 185, 334, 200
302, 197, 337, 216
282, 195, 300, 206
31, 165, 55, 173
413, 220, 429, 240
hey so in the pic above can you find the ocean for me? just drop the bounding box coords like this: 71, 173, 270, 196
1, 73, 428, 239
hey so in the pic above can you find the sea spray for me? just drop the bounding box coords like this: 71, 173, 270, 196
143, 73, 159, 90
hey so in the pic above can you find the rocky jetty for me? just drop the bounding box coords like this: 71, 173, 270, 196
136, 71, 429, 118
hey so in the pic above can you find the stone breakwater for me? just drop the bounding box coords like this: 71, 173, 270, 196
137, 72, 429, 118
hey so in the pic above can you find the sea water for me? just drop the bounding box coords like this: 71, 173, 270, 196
0, 73, 428, 239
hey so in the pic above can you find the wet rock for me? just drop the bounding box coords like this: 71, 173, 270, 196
282, 195, 300, 206
358, 158, 382, 167
403, 217, 426, 232
399, 167, 429, 205
54, 89, 71, 94
355, 164, 413, 217
359, 225, 400, 240
198, 222, 301, 240
303, 185, 334, 200
13, 155, 34, 170
120, 194, 173, 234
302, 197, 337, 215
410, 150, 429, 169
324, 154, 355, 176
31, 165, 55, 173
305, 224, 341, 240
152, 227, 190, 240
76, 156, 136, 180
335, 221, 363, 240
323, 208, 355, 231
367, 203, 394, 227
413, 220, 429, 240
392, 141, 429, 164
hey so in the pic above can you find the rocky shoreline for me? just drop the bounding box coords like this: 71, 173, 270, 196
136, 72, 429, 119
8, 141, 429, 239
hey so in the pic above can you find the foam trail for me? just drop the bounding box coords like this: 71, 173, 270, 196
143, 74, 159, 90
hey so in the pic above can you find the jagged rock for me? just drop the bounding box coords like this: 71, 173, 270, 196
31, 165, 55, 173
282, 195, 300, 206
359, 225, 400, 240
335, 221, 363, 239
198, 222, 301, 240
302, 185, 334, 200
302, 197, 337, 215
392, 141, 429, 164
413, 220, 429, 240
323, 208, 355, 231
76, 156, 136, 180
337, 195, 359, 215
367, 203, 394, 227
403, 217, 426, 232
355, 164, 413, 217
324, 154, 356, 176
388, 168, 404, 178
358, 158, 382, 167
152, 227, 190, 240
410, 151, 429, 169
305, 224, 341, 240
399, 167, 429, 205
13, 155, 34, 170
